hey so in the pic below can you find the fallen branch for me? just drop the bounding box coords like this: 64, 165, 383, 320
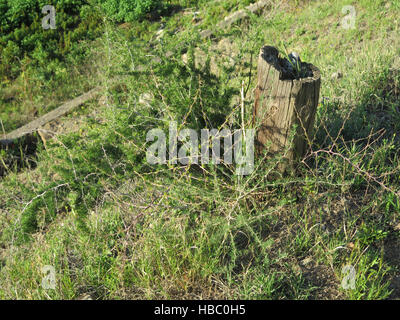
0, 87, 101, 146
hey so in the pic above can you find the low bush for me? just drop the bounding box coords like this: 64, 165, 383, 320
99, 0, 165, 22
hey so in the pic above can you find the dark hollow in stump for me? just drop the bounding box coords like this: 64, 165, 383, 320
253, 46, 321, 172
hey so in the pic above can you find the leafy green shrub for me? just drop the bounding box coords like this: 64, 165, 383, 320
0, 0, 166, 82
99, 0, 165, 22
0, 0, 103, 81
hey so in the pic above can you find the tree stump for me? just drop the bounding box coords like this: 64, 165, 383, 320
253, 46, 321, 172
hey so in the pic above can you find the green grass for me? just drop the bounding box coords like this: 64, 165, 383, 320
1, 0, 400, 300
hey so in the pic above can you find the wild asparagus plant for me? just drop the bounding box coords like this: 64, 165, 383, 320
279, 43, 309, 79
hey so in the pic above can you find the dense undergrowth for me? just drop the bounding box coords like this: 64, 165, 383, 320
1, 0, 400, 300
0, 0, 169, 133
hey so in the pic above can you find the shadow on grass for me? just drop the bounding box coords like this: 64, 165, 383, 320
0, 134, 39, 179
311, 66, 400, 299
314, 67, 400, 150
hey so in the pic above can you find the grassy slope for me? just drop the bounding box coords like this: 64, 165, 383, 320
0, 1, 105, 134
1, 0, 400, 299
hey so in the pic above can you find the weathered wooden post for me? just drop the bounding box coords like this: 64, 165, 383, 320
253, 46, 321, 172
